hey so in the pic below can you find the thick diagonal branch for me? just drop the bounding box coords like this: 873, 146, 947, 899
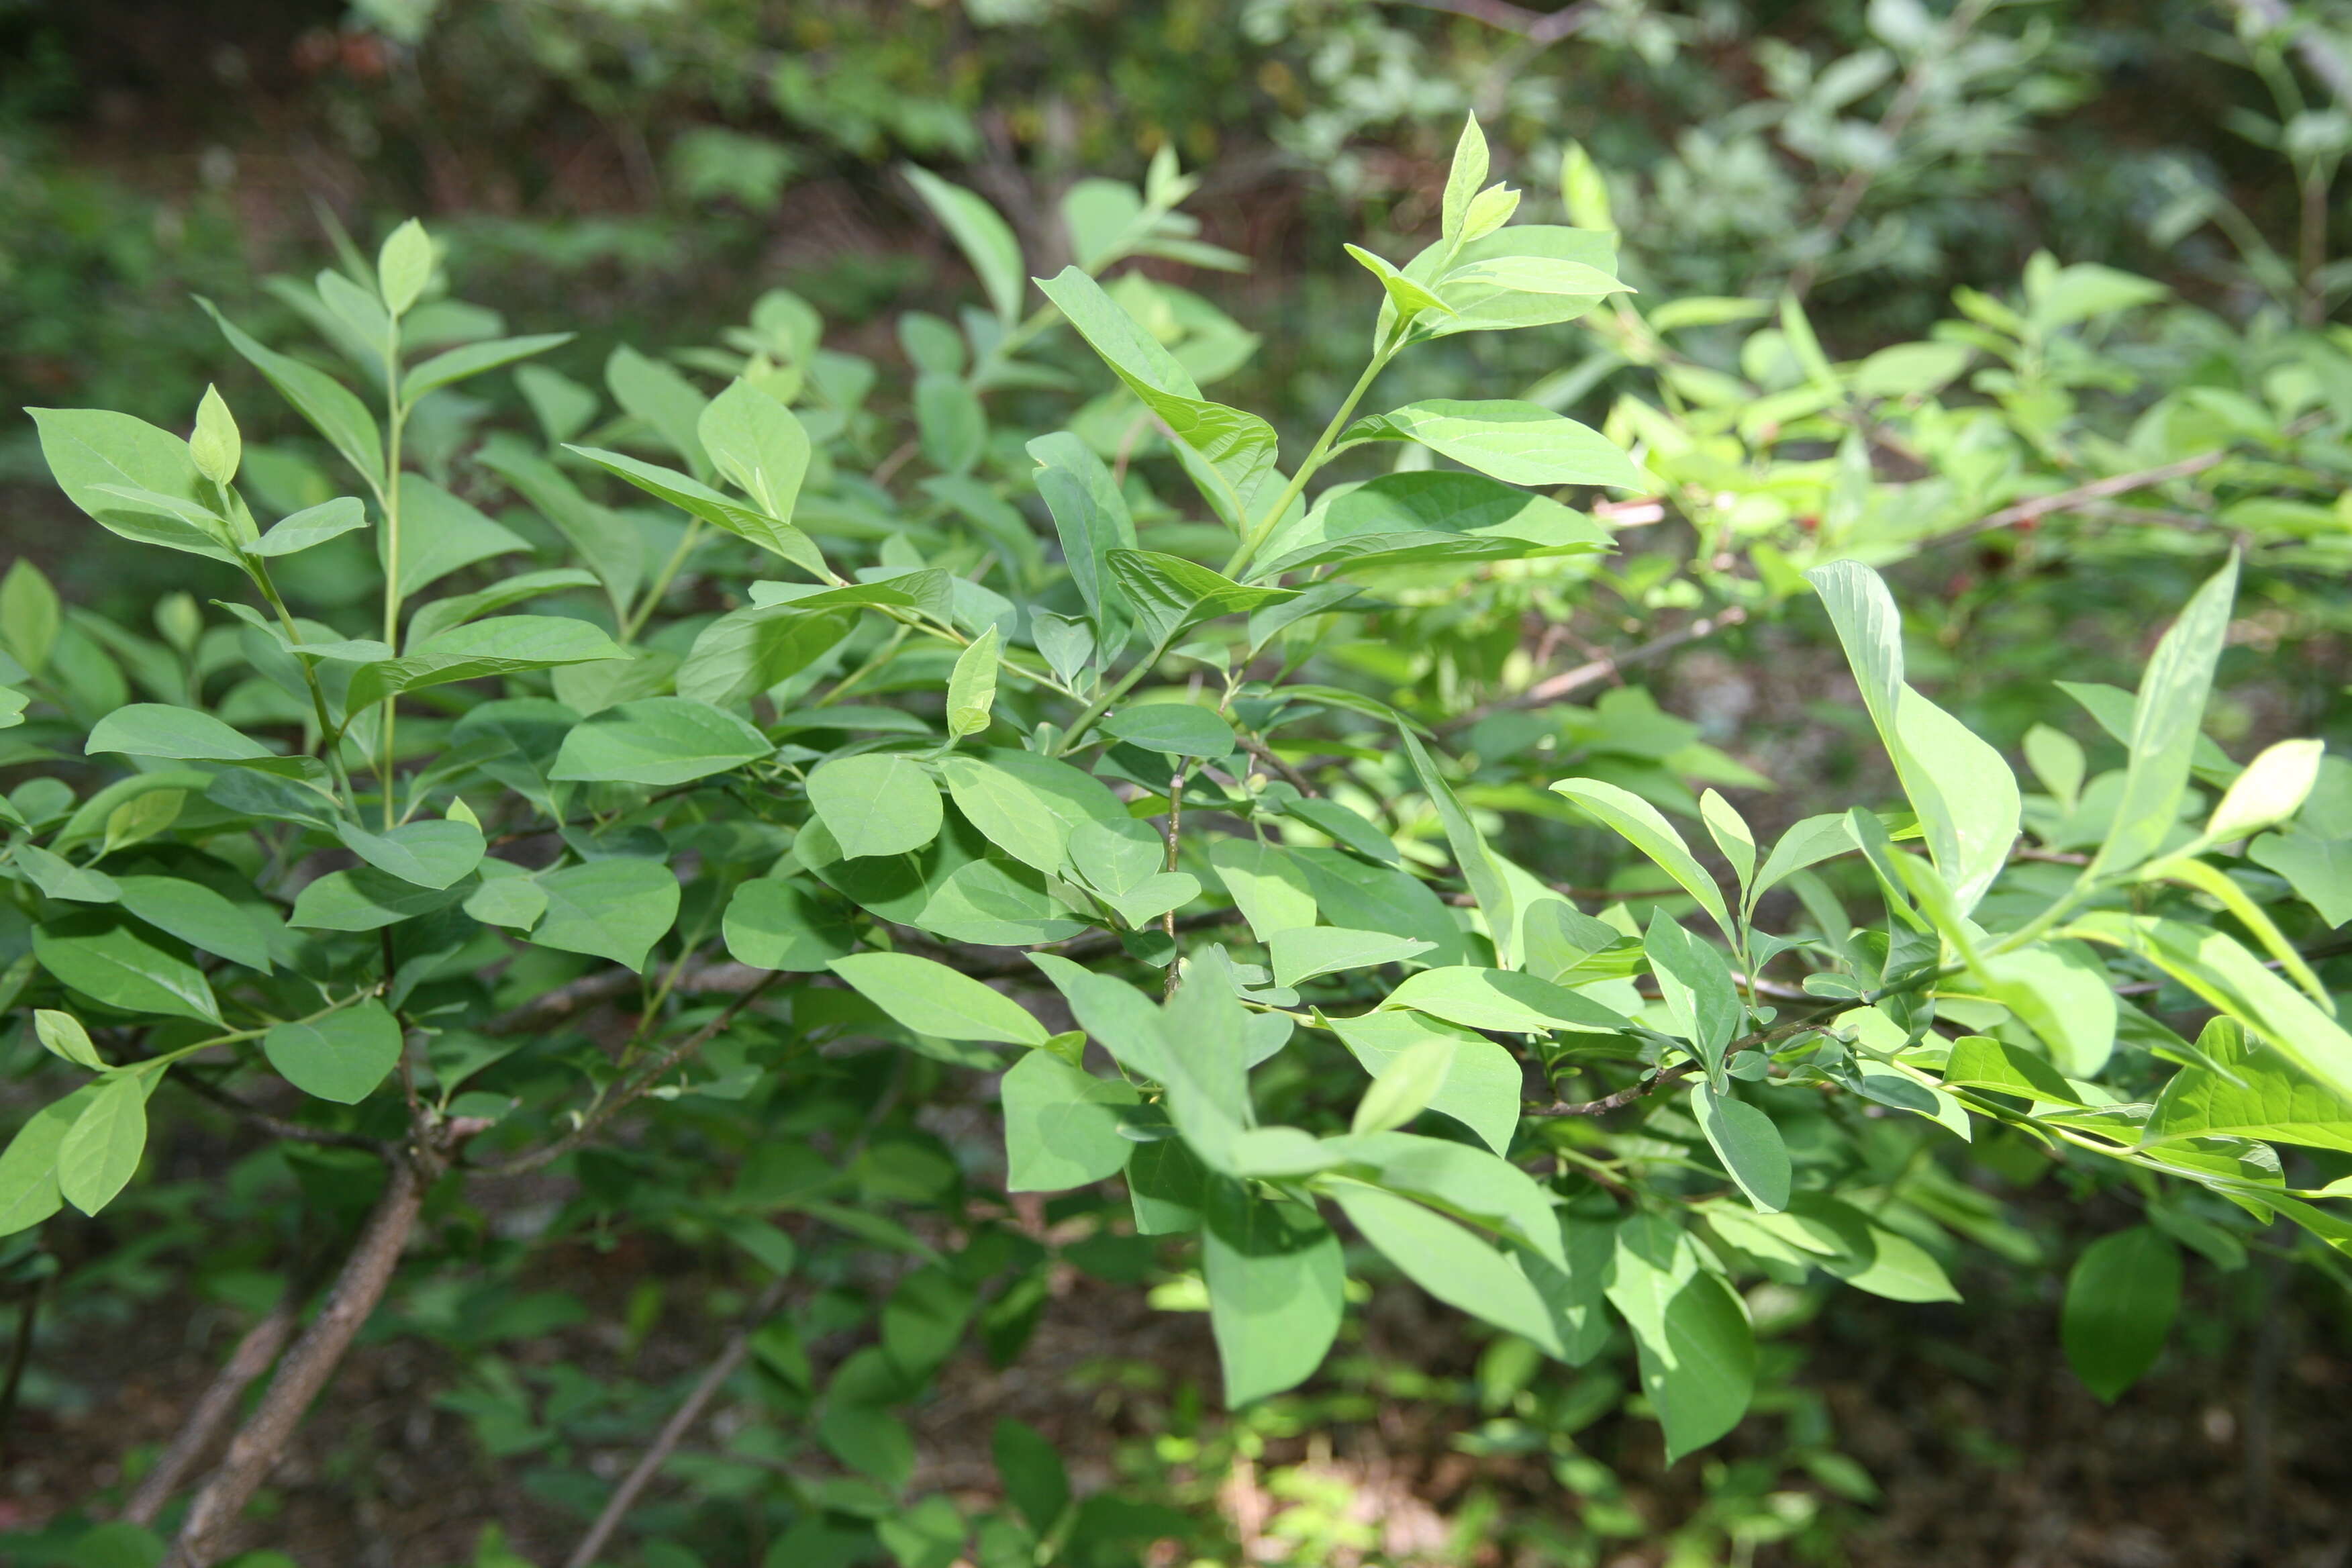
162, 1157, 424, 1567
123, 1292, 301, 1528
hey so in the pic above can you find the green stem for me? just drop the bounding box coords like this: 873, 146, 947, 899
377, 327, 409, 831
246, 559, 357, 813
622, 518, 706, 644
1051, 641, 1166, 756
1221, 344, 1395, 581
812, 624, 910, 709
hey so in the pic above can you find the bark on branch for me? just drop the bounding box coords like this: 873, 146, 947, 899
162, 1156, 425, 1567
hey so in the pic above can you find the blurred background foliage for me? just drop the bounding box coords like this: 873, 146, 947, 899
3, 1, 2351, 1565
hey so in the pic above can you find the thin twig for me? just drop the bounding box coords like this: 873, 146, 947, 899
473, 975, 785, 1179
1528, 1059, 1702, 1118
177, 1073, 391, 1155
1442, 607, 1747, 732
1240, 734, 1318, 797
562, 1276, 792, 1568
1924, 452, 2228, 548
123, 1291, 303, 1526
1162, 766, 1188, 998
165, 1155, 428, 1568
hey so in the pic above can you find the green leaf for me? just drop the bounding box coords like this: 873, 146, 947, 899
530, 859, 680, 971
113, 875, 273, 971
1402, 726, 1515, 968
1325, 1130, 1563, 1267
34, 1010, 103, 1070
829, 952, 1048, 1046
34, 917, 220, 1023
1105, 549, 1295, 647
1322, 1009, 1518, 1155
391, 475, 533, 597
567, 444, 828, 580
1351, 1034, 1455, 1136
1001, 1049, 1140, 1191
677, 604, 853, 707
377, 217, 432, 313
57, 1071, 146, 1216
336, 818, 486, 890
2091, 554, 2240, 876
1206, 840, 1320, 943
2062, 1226, 2180, 1402
1643, 916, 1743, 1087
550, 697, 774, 786
2065, 911, 2352, 1099
1, 560, 60, 673
605, 345, 712, 477
2206, 737, 2324, 842
1550, 777, 1733, 940
28, 407, 241, 565
1806, 561, 2018, 912
1381, 966, 1632, 1036
12, 844, 121, 904
346, 616, 626, 712
1344, 244, 1453, 323
2249, 828, 2352, 926
2024, 724, 2086, 812
809, 754, 943, 860
1700, 790, 1756, 895
1440, 113, 1489, 243
291, 866, 466, 931
1977, 941, 2117, 1078
915, 369, 987, 473
1256, 470, 1607, 578
473, 439, 644, 616
1202, 1183, 1345, 1404
945, 626, 1000, 741
405, 569, 601, 646
199, 301, 385, 493
264, 1000, 404, 1104
1406, 224, 1628, 338
87, 703, 277, 765
940, 752, 1121, 874
1604, 1216, 1755, 1461
992, 1419, 1071, 1536
252, 495, 369, 557
189, 383, 240, 485
1027, 953, 1173, 1083
1269, 927, 1434, 987
1344, 400, 1645, 490
1689, 1083, 1790, 1213
0, 1085, 101, 1236
1438, 254, 1631, 299
1328, 1179, 1563, 1356
1748, 813, 1853, 907
399, 332, 572, 404
699, 377, 814, 522
1036, 268, 1284, 531
2145, 1021, 2352, 1152
724, 879, 856, 973
905, 166, 1026, 325
463, 875, 547, 932
1102, 702, 1235, 758
1941, 1034, 2084, 1106
1029, 432, 1136, 642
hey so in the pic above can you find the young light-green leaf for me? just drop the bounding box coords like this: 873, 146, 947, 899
264, 1000, 404, 1104
830, 952, 1048, 1046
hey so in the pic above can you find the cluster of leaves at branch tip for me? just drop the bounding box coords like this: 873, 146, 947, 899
3, 109, 2349, 1561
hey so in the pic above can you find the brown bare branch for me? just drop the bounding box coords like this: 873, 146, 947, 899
560, 1275, 791, 1568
